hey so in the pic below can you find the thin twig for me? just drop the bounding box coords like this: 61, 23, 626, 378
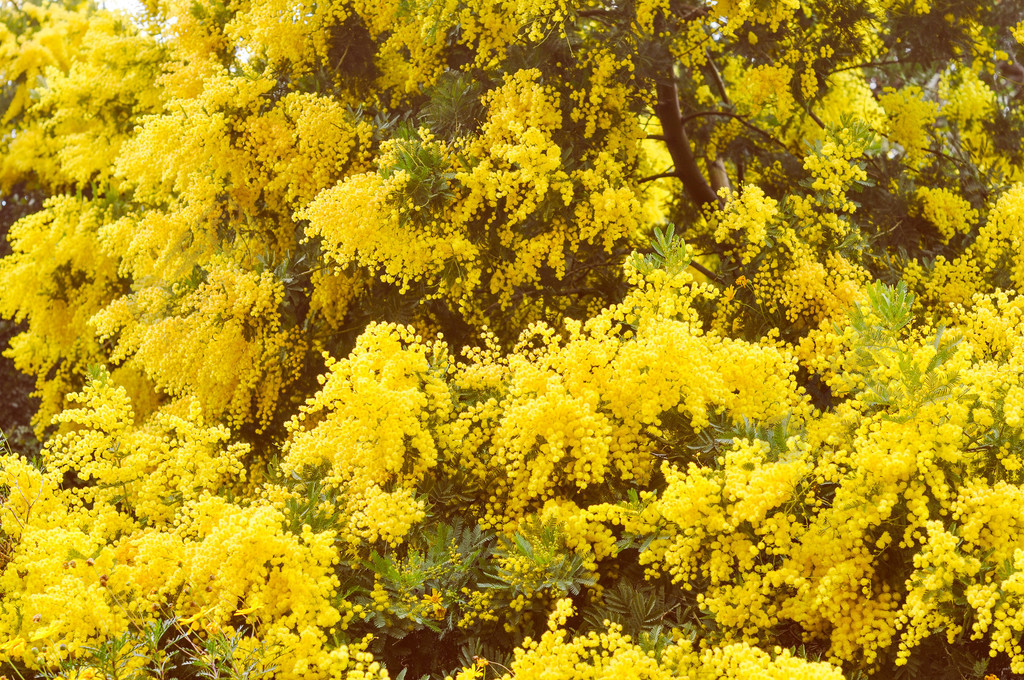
678, 110, 792, 153
804, 106, 827, 130
639, 171, 679, 184
689, 259, 718, 281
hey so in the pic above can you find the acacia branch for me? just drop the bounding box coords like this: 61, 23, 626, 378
654, 79, 720, 209
639, 171, 678, 184
803, 105, 827, 130
688, 259, 718, 281
704, 49, 730, 104
701, 51, 733, 196
521, 286, 602, 298
827, 56, 947, 77
576, 8, 619, 22
679, 110, 792, 153
827, 59, 903, 74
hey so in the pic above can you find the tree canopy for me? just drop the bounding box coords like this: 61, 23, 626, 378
2, 0, 1024, 678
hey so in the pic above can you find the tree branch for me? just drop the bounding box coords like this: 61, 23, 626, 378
688, 259, 718, 281
708, 158, 731, 196
804, 105, 827, 130
826, 57, 947, 77
704, 49, 730, 104
639, 171, 679, 184
702, 51, 733, 196
679, 110, 793, 154
654, 79, 720, 209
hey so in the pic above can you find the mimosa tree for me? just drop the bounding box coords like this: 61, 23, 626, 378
2, 0, 1024, 678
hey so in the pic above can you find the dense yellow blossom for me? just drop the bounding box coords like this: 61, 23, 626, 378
0, 197, 121, 431
284, 323, 452, 548
92, 260, 303, 429
3, 0, 1024, 678
452, 604, 846, 680
974, 183, 1024, 289
0, 3, 89, 129
915, 186, 979, 244
879, 86, 940, 170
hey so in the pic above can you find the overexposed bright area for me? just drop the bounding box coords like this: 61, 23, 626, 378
99, 0, 145, 15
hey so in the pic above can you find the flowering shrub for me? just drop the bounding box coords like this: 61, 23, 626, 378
3, 0, 1024, 679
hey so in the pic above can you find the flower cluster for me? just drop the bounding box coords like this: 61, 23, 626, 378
284, 323, 452, 548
